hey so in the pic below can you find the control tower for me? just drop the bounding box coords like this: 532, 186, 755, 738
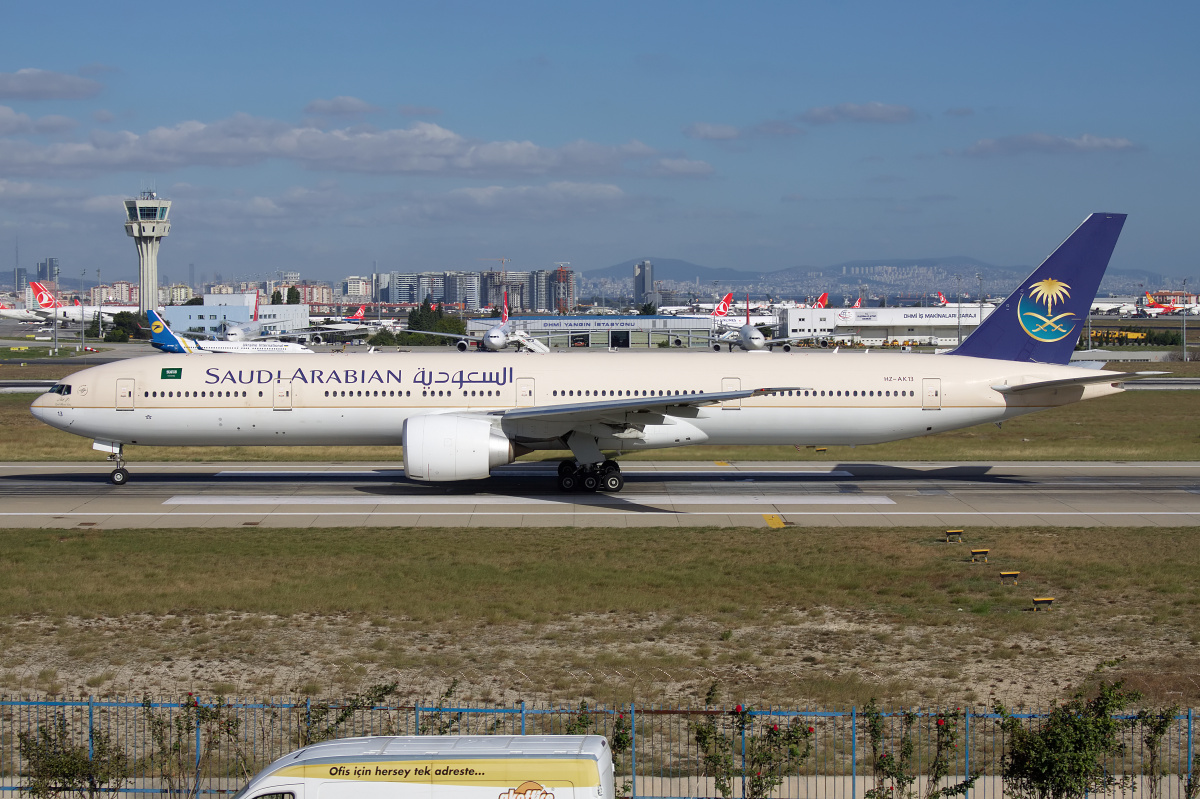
124, 190, 171, 315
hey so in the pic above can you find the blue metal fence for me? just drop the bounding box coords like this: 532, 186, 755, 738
0, 697, 1194, 798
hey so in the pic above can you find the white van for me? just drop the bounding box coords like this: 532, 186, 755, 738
233, 735, 614, 799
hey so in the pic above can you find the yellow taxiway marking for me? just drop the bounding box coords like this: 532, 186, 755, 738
713, 461, 731, 466
762, 514, 786, 528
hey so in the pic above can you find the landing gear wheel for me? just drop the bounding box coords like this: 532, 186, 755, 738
601, 472, 625, 492
558, 460, 578, 477
600, 459, 620, 475
581, 473, 601, 492
110, 467, 129, 486
557, 473, 579, 492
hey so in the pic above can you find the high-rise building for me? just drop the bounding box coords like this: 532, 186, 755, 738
124, 190, 171, 315
633, 260, 653, 303
388, 273, 419, 304
549, 267, 577, 314
342, 276, 371, 298
36, 258, 59, 282
417, 273, 445, 304
442, 272, 481, 310
14, 267, 27, 299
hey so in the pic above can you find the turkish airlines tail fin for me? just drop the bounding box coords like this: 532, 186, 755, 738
710, 292, 733, 317
814, 292, 828, 309
501, 291, 509, 324
347, 305, 366, 320
852, 297, 862, 308
29, 281, 65, 309
937, 292, 948, 305
949, 213, 1126, 364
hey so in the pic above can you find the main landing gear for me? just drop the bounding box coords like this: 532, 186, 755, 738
556, 459, 624, 493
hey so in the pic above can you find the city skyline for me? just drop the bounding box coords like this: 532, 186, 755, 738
1, 2, 1197, 283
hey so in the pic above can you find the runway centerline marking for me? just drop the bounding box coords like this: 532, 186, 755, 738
163, 494, 896, 506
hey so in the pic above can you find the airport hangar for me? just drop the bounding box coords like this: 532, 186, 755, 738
467, 306, 995, 348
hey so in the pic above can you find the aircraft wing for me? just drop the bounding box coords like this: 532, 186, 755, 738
762, 334, 816, 346
412, 329, 482, 343
991, 371, 1167, 394
490, 387, 803, 423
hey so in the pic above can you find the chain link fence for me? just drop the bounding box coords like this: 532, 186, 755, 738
0, 697, 1194, 798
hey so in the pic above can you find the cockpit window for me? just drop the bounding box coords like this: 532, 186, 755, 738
47, 384, 71, 395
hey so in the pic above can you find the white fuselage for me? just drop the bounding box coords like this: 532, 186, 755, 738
31, 350, 1124, 453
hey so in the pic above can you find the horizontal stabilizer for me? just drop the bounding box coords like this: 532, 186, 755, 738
991, 371, 1166, 394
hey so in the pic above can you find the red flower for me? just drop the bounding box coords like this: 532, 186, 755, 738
773, 724, 779, 731
735, 704, 743, 713
808, 726, 815, 733
937, 719, 945, 726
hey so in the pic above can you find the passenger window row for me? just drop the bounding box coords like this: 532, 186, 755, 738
145, 390, 248, 398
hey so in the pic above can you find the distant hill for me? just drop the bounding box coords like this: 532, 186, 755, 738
582, 258, 764, 283
583, 257, 1166, 295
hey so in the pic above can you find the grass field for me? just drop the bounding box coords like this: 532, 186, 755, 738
0, 525, 1196, 707
4, 365, 1199, 462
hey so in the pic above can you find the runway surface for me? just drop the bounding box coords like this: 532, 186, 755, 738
3, 460, 1200, 528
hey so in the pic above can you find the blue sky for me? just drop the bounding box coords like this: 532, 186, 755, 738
1, 1, 1196, 285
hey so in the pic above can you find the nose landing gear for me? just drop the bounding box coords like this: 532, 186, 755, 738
104, 444, 129, 486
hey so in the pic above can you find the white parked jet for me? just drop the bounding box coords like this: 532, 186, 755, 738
148, 310, 313, 354
417, 292, 550, 353
33, 214, 1151, 491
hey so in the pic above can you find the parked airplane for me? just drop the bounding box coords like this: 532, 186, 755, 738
417, 292, 550, 353
0, 301, 41, 322
710, 295, 817, 352
1141, 292, 1196, 315
33, 214, 1153, 490
148, 310, 313, 354
29, 281, 117, 324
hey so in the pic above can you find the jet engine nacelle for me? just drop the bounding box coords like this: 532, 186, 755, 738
456, 340, 469, 352
402, 414, 516, 481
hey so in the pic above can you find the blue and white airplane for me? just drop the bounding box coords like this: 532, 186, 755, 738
148, 310, 314, 354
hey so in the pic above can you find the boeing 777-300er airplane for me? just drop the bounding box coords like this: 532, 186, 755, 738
148, 310, 314, 354
32, 214, 1152, 490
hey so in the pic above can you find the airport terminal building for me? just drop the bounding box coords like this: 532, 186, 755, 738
781, 305, 997, 347
464, 307, 998, 349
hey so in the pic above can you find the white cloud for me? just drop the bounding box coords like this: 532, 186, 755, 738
402, 181, 629, 222
0, 106, 33, 135
683, 122, 741, 141
652, 158, 714, 177
92, 109, 115, 124
683, 120, 803, 142
0, 68, 103, 100
801, 102, 916, 125
303, 96, 382, 115
33, 115, 78, 134
0, 114, 676, 178
960, 132, 1140, 156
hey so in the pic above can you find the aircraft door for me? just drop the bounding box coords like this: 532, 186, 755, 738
721, 377, 741, 409
273, 379, 293, 411
922, 378, 942, 409
116, 379, 135, 411
516, 377, 535, 407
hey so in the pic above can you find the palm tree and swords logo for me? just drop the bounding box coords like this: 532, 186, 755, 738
1018, 278, 1076, 342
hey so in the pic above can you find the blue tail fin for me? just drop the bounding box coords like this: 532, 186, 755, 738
949, 213, 1126, 364
147, 309, 188, 353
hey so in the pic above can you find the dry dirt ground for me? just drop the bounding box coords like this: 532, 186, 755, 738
3, 608, 1196, 711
